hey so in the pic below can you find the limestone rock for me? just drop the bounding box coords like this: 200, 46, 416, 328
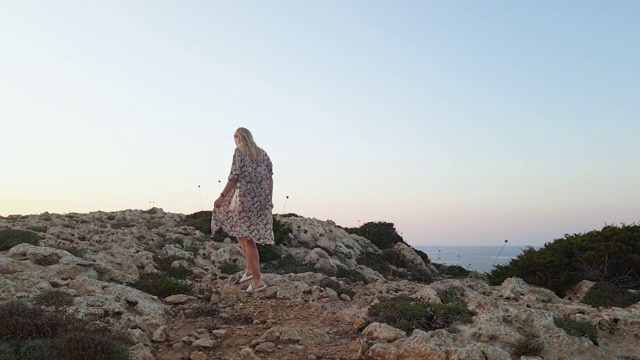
362, 322, 406, 343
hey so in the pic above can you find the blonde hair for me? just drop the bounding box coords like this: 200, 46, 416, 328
235, 127, 264, 163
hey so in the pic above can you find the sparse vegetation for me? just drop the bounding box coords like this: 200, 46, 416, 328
368, 295, 475, 333
554, 316, 598, 344
582, 281, 640, 308
0, 229, 40, 251
513, 336, 544, 357
33, 290, 75, 307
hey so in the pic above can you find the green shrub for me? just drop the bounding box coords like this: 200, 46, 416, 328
368, 295, 475, 333
185, 211, 213, 235
56, 334, 131, 360
344, 222, 405, 250
18, 339, 59, 360
279, 213, 301, 218
414, 248, 431, 264
582, 281, 640, 308
219, 262, 242, 275
257, 244, 281, 263
554, 316, 598, 344
33, 291, 75, 307
0, 301, 131, 360
488, 223, 640, 296
272, 217, 293, 245
105, 215, 116, 221
134, 274, 190, 298
513, 336, 544, 357
0, 301, 60, 340
433, 263, 471, 278
153, 255, 193, 280
336, 266, 368, 284
437, 286, 465, 304
0, 342, 17, 360
0, 229, 40, 251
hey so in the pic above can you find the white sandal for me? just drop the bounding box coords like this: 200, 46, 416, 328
246, 283, 267, 293
239, 273, 253, 283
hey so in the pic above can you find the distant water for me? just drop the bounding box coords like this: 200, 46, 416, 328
414, 246, 536, 273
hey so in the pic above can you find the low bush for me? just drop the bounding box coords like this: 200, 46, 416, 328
513, 336, 544, 357
153, 255, 193, 280
273, 217, 293, 245
219, 262, 242, 275
185, 211, 213, 235
0, 342, 16, 360
257, 244, 281, 263
554, 316, 598, 344
487, 223, 640, 296
17, 339, 59, 360
56, 333, 131, 360
582, 281, 640, 308
437, 286, 465, 304
33, 290, 75, 307
0, 301, 60, 340
344, 221, 405, 250
336, 266, 368, 284
279, 213, 302, 218
0, 300, 132, 360
414, 248, 431, 264
368, 295, 475, 333
134, 274, 190, 298
433, 263, 471, 278
0, 229, 40, 251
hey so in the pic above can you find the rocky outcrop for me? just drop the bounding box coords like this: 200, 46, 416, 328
2, 209, 640, 360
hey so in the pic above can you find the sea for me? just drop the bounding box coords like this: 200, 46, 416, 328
413, 246, 537, 274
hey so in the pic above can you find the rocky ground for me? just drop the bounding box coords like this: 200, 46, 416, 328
2, 209, 640, 360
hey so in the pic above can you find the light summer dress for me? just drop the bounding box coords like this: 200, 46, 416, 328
211, 147, 275, 244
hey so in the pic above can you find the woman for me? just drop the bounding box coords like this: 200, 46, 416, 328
212, 127, 274, 293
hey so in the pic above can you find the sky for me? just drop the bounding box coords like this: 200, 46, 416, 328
1, 1, 639, 246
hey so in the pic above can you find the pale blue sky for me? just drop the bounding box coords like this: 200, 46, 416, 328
1, 1, 639, 246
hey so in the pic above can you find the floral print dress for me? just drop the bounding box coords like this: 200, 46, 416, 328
211, 147, 274, 244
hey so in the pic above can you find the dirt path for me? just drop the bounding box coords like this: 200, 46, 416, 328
152, 281, 368, 360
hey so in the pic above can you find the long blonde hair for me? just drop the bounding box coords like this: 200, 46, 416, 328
235, 127, 263, 163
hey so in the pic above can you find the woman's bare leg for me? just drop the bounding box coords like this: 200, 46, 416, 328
243, 238, 265, 288
237, 237, 251, 275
